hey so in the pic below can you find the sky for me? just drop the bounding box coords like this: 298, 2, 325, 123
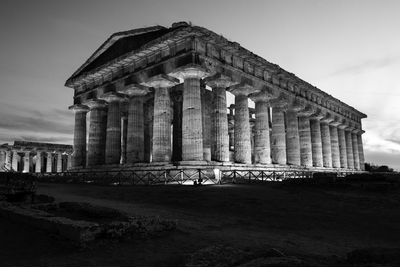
0, 0, 399, 169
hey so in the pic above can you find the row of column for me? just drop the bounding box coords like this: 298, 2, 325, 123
70, 67, 365, 171
0, 150, 71, 173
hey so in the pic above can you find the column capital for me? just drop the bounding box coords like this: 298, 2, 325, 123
141, 74, 179, 88
320, 113, 335, 124
329, 116, 342, 127
68, 104, 89, 113
229, 83, 260, 96
352, 128, 364, 134
270, 94, 289, 110
118, 83, 150, 96
298, 105, 315, 117
204, 74, 238, 88
99, 91, 126, 103
249, 87, 276, 103
169, 64, 210, 80
84, 99, 107, 110
286, 97, 305, 112
309, 109, 324, 120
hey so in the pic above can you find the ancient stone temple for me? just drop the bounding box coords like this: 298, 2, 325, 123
0, 141, 73, 173
65, 22, 366, 172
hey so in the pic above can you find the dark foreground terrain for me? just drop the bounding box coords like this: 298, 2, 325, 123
1, 179, 400, 266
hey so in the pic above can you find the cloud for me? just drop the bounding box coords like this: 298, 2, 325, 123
331, 56, 400, 76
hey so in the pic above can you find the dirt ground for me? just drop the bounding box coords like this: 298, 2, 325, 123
1, 181, 400, 266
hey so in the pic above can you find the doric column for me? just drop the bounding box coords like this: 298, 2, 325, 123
201, 86, 212, 161
68, 104, 89, 168
23, 151, 30, 173
35, 151, 42, 173
142, 75, 179, 162
329, 120, 341, 168
0, 151, 5, 169
11, 150, 19, 171
170, 66, 209, 162
229, 85, 258, 164
298, 106, 314, 167
120, 115, 128, 164
228, 105, 235, 151
310, 114, 323, 167
100, 92, 124, 165
345, 127, 354, 169
172, 89, 183, 162
46, 152, 53, 173
285, 98, 303, 166
86, 100, 108, 166
67, 154, 72, 170
357, 131, 365, 171
337, 125, 348, 168
270, 95, 288, 165
252, 95, 272, 164
205, 75, 236, 162
352, 129, 360, 170
320, 115, 333, 168
56, 152, 63, 173
5, 150, 12, 170
120, 84, 150, 163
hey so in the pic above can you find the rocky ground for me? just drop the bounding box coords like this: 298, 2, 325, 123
0, 178, 400, 266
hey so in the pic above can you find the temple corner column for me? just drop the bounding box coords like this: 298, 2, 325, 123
69, 104, 89, 168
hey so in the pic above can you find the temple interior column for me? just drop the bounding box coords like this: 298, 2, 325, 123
23, 151, 30, 173
69, 104, 89, 168
228, 105, 235, 151
11, 150, 19, 171
310, 116, 323, 167
270, 99, 287, 165
86, 100, 108, 166
144, 99, 154, 162
345, 128, 354, 169
337, 126, 348, 168
56, 152, 63, 173
320, 117, 333, 168
352, 130, 360, 170
357, 131, 365, 171
35, 151, 42, 173
102, 93, 123, 165
329, 123, 341, 168
46, 152, 53, 173
172, 90, 183, 162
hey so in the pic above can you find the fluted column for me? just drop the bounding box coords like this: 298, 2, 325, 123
11, 150, 19, 171
337, 125, 348, 168
320, 116, 333, 168
170, 66, 209, 162
285, 99, 303, 166
254, 99, 272, 164
357, 131, 365, 171
345, 128, 354, 169
23, 151, 30, 173
56, 152, 63, 173
352, 130, 360, 170
5, 150, 12, 170
69, 104, 89, 168
0, 151, 5, 169
172, 91, 183, 162
46, 152, 53, 173
310, 115, 323, 167
120, 115, 128, 164
142, 75, 179, 162
201, 86, 212, 161
67, 154, 72, 170
205, 75, 236, 162
86, 100, 108, 166
298, 106, 314, 167
101, 92, 124, 165
329, 122, 341, 168
35, 152, 42, 173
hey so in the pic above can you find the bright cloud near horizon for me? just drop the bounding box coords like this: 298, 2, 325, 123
0, 0, 399, 169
